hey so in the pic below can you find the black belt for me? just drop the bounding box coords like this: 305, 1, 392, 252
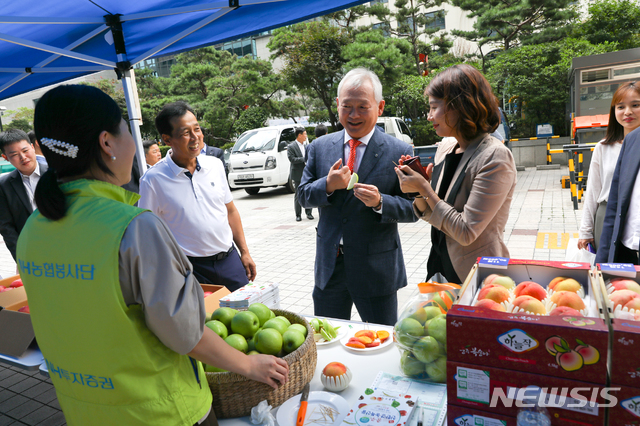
211, 246, 234, 261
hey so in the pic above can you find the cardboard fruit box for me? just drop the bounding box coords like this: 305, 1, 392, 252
595, 264, 640, 387
447, 360, 608, 425
447, 404, 516, 426
448, 258, 609, 385
606, 384, 640, 425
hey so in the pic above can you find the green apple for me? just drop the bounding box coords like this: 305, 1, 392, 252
412, 336, 443, 364
409, 308, 428, 325
400, 351, 425, 377
247, 335, 256, 352
425, 356, 447, 383
310, 318, 321, 333
231, 310, 260, 339
396, 317, 424, 348
248, 303, 272, 327
427, 315, 447, 345
288, 323, 308, 337
263, 318, 288, 335
205, 320, 228, 339
247, 350, 260, 355
282, 329, 306, 354
204, 364, 227, 373
424, 306, 444, 321
210, 307, 238, 329
276, 316, 291, 327
255, 328, 283, 355
269, 310, 276, 319
225, 334, 248, 353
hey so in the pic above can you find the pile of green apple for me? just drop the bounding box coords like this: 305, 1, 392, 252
394, 306, 447, 383
203, 303, 308, 372
309, 318, 341, 343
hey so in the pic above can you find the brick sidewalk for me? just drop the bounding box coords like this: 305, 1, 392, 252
0, 166, 583, 424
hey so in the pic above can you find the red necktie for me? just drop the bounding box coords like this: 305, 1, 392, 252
347, 139, 361, 173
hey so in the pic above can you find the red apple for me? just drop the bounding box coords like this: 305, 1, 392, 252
10, 279, 23, 288
203, 291, 213, 297
323, 362, 348, 377
549, 306, 583, 317
477, 284, 510, 304
514, 281, 547, 301
474, 299, 506, 312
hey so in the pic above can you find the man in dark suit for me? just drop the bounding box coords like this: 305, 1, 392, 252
201, 141, 226, 173
596, 127, 640, 264
298, 68, 417, 325
0, 129, 48, 260
288, 127, 313, 221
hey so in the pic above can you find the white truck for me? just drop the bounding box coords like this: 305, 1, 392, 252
376, 117, 414, 146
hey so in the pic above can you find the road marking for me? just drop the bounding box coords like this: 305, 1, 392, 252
535, 232, 579, 249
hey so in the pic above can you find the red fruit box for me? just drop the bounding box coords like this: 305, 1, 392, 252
446, 404, 516, 426
447, 360, 608, 425
449, 258, 609, 385
0, 275, 34, 358
595, 264, 640, 387
607, 384, 640, 425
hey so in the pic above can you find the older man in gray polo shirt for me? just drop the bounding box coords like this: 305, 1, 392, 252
139, 102, 255, 291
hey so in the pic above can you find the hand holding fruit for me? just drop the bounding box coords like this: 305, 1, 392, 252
326, 159, 351, 193
244, 353, 289, 390
352, 183, 381, 208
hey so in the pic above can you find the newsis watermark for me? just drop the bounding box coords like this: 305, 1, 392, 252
489, 386, 621, 409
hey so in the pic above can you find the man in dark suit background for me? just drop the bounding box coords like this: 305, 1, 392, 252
298, 68, 417, 325
288, 127, 313, 221
0, 129, 48, 260
201, 141, 226, 173
596, 127, 640, 265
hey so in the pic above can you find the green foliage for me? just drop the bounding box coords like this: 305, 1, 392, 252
5, 118, 31, 132
5, 107, 34, 125
233, 107, 270, 135
488, 38, 617, 137
81, 78, 128, 119
450, 0, 578, 64
159, 145, 170, 158
268, 21, 351, 129
574, 0, 640, 50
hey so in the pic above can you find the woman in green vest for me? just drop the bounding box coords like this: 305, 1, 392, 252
16, 84, 289, 426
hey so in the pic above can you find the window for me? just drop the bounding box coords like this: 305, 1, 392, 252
372, 22, 391, 37
613, 66, 640, 78
396, 119, 412, 137
424, 11, 445, 30
579, 84, 618, 101
581, 69, 610, 83
370, 0, 388, 4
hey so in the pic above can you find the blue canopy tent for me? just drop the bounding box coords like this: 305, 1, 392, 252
0, 0, 368, 173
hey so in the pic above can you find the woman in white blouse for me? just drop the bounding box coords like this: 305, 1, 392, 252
578, 82, 640, 251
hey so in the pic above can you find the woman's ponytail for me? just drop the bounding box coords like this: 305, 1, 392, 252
34, 168, 67, 221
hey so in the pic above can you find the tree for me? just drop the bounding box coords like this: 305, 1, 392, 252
574, 0, 640, 50
367, 0, 452, 75
488, 38, 617, 137
4, 107, 34, 126
450, 0, 577, 53
268, 21, 351, 129
5, 118, 31, 132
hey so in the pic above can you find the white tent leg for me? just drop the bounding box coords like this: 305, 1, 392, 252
121, 68, 147, 176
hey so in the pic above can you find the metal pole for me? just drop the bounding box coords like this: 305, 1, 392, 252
121, 68, 147, 176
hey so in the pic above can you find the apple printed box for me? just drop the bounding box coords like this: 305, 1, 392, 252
606, 384, 640, 425
595, 264, 640, 387
446, 404, 516, 426
449, 258, 609, 385
446, 361, 608, 425
0, 275, 35, 358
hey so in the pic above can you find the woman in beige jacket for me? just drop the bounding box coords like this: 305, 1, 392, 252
395, 64, 517, 283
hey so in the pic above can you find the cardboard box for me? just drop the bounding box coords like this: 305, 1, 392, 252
595, 265, 640, 387
607, 384, 640, 425
449, 258, 609, 384
447, 361, 608, 425
201, 284, 231, 314
447, 404, 516, 426
0, 275, 34, 358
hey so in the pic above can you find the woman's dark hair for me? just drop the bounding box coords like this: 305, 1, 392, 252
155, 101, 196, 137
602, 81, 640, 145
34, 84, 122, 221
426, 64, 500, 142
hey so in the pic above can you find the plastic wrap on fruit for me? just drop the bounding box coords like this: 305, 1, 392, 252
393, 273, 460, 383
251, 400, 275, 426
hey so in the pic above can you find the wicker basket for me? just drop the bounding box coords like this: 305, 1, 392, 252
206, 309, 318, 419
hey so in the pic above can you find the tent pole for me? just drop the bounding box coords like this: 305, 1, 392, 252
121, 68, 147, 176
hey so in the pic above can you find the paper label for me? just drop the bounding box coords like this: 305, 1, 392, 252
478, 257, 509, 268
452, 414, 506, 426
456, 367, 490, 404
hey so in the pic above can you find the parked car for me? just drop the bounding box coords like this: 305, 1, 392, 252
376, 117, 415, 146
227, 125, 297, 195
413, 144, 438, 166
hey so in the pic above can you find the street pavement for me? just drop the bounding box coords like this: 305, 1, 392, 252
0, 166, 583, 425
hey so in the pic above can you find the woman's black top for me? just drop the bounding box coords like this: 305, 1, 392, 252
427, 150, 464, 283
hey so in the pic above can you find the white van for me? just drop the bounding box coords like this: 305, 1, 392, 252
376, 117, 414, 146
228, 125, 298, 195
